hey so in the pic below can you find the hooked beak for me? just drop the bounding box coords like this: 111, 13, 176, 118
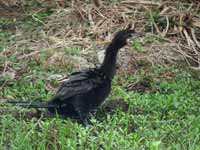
127, 32, 143, 44
130, 32, 144, 39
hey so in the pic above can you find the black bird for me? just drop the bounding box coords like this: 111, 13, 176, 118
8, 27, 141, 125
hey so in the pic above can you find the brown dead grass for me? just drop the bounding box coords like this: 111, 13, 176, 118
1, 0, 200, 74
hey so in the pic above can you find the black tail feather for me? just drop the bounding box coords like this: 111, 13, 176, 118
8, 100, 57, 108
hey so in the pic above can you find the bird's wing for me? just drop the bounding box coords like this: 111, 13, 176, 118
55, 69, 103, 101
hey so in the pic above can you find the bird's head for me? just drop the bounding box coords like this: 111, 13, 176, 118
111, 26, 142, 49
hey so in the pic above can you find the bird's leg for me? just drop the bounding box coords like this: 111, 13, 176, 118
77, 110, 89, 127
36, 109, 42, 118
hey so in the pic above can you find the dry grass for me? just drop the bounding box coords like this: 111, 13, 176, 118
1, 0, 200, 73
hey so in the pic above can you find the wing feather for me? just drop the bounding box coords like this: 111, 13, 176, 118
56, 70, 103, 101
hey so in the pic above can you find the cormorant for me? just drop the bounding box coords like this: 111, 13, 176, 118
8, 27, 141, 126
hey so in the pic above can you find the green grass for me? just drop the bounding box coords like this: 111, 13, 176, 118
1, 64, 200, 149
21, 10, 53, 30
0, 7, 53, 52
0, 30, 15, 52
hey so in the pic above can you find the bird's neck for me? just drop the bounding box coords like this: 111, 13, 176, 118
100, 43, 120, 80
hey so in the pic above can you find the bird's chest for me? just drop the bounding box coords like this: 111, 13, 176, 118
95, 81, 111, 102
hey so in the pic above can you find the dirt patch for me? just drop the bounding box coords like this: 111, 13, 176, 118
0, 4, 24, 33
0, 4, 24, 19
102, 99, 129, 114
127, 78, 152, 93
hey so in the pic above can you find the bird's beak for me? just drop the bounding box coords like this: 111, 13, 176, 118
127, 32, 143, 44
131, 32, 143, 39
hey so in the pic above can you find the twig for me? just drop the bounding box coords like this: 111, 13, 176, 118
3, 58, 8, 74
183, 29, 192, 47
162, 16, 169, 37
31, 8, 46, 25
121, 0, 160, 6
191, 28, 200, 49
17, 49, 47, 60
